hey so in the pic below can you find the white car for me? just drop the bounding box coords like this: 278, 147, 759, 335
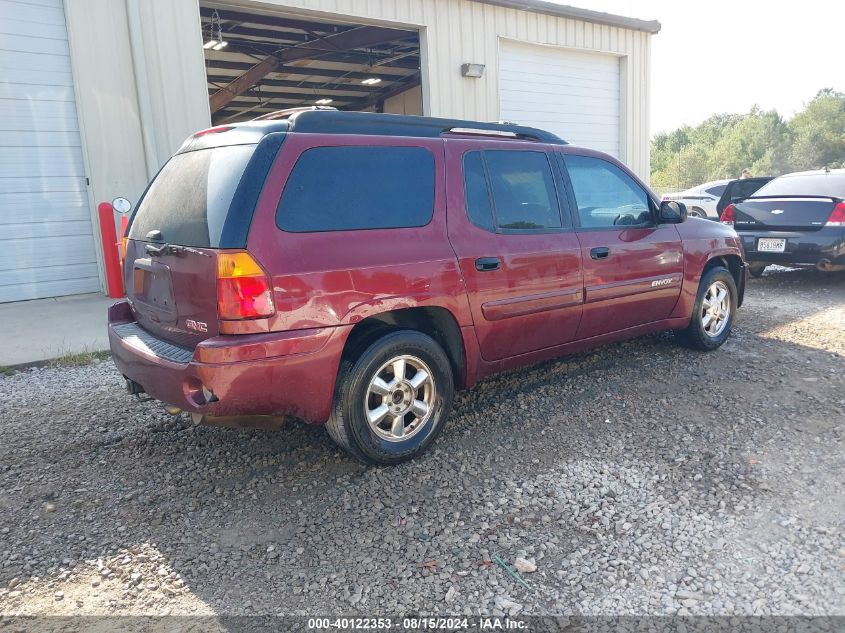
662, 179, 732, 218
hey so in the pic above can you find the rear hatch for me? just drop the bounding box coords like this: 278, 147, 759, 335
732, 197, 838, 232
124, 143, 259, 347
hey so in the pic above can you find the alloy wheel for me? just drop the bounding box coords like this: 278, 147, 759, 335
364, 354, 436, 442
701, 280, 731, 337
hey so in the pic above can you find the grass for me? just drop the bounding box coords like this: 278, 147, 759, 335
46, 349, 111, 369
0, 347, 111, 376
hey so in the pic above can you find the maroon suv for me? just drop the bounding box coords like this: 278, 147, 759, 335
109, 109, 747, 465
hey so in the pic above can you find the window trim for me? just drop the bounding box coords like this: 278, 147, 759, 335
275, 144, 437, 234
462, 148, 573, 235
558, 153, 657, 232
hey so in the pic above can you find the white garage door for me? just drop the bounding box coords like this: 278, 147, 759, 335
499, 40, 621, 158
0, 0, 100, 303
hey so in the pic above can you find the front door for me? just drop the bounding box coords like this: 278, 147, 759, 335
559, 152, 684, 340
445, 139, 583, 362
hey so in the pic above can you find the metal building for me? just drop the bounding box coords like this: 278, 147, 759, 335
0, 0, 660, 302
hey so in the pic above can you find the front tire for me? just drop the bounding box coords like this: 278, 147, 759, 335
326, 330, 454, 465
677, 267, 737, 351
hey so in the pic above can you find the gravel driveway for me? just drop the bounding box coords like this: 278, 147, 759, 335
1, 267, 843, 620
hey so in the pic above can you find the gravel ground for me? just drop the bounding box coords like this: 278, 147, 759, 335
0, 267, 843, 620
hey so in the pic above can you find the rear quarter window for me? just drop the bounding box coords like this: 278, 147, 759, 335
276, 146, 435, 232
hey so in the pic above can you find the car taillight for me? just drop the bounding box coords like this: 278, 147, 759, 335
216, 252, 275, 320
825, 202, 845, 227
721, 204, 736, 226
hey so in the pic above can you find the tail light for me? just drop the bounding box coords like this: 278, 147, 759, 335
216, 252, 275, 320
825, 202, 845, 227
721, 204, 736, 226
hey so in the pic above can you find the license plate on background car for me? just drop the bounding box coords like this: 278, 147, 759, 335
757, 238, 786, 252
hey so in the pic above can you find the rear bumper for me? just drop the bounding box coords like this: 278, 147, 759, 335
739, 228, 845, 266
108, 301, 347, 423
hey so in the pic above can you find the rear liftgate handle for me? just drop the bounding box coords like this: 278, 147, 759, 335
475, 257, 501, 272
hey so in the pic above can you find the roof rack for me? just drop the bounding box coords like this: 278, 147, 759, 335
267, 110, 566, 144
252, 106, 338, 121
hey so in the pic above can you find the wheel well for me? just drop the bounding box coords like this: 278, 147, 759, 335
342, 307, 466, 388
704, 254, 742, 288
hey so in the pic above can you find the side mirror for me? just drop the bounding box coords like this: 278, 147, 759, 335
659, 200, 687, 224
112, 197, 132, 215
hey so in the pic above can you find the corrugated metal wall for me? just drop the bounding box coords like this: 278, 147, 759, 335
62, 0, 653, 271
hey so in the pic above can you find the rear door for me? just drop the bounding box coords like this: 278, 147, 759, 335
717, 178, 772, 217
446, 139, 583, 361
560, 152, 684, 340
124, 143, 259, 347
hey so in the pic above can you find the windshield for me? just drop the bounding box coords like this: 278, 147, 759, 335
752, 173, 845, 199
128, 144, 256, 247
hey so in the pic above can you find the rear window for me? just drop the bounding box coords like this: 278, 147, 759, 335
276, 146, 435, 232
705, 184, 727, 197
753, 174, 845, 199
128, 144, 256, 247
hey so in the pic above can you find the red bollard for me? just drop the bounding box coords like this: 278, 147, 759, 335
98, 202, 125, 298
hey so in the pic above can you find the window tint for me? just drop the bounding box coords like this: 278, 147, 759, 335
705, 184, 727, 197
485, 151, 561, 230
752, 173, 845, 199
276, 146, 435, 232
564, 155, 651, 228
463, 151, 494, 230
129, 144, 256, 247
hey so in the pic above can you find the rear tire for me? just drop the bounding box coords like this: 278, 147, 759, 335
326, 330, 454, 465
677, 266, 737, 351
748, 264, 767, 278
689, 207, 706, 218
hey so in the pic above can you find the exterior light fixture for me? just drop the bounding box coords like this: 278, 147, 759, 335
315, 98, 333, 105
212, 40, 228, 51
461, 63, 485, 78
361, 77, 382, 85
203, 39, 218, 49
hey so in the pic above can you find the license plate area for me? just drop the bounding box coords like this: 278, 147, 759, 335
132, 258, 177, 320
757, 238, 786, 252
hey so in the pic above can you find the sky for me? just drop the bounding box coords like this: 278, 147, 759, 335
564, 0, 845, 135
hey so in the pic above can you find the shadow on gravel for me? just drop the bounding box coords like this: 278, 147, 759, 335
0, 268, 843, 617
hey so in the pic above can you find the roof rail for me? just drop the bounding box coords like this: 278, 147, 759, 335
252, 106, 338, 121
445, 127, 538, 141
283, 110, 566, 144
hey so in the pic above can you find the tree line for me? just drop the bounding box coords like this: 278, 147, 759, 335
650, 89, 845, 193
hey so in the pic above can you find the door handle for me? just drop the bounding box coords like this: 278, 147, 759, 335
475, 257, 501, 272
590, 247, 610, 260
